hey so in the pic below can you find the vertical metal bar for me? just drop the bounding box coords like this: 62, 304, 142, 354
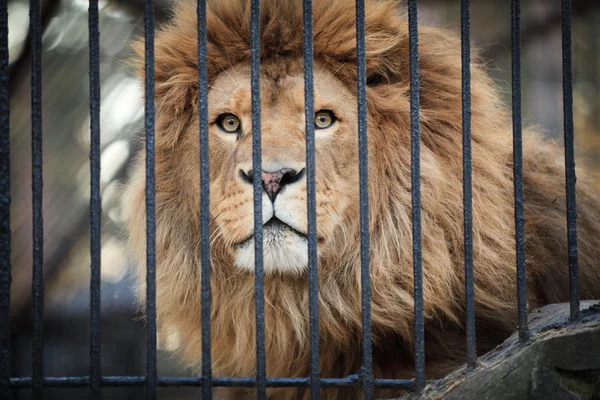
88, 1, 102, 399
303, 0, 320, 398
0, 0, 11, 397
30, 0, 45, 397
561, 0, 579, 321
408, 0, 425, 392
594, 12, 600, 134
197, 0, 212, 398
511, 0, 530, 341
144, 0, 157, 398
460, 0, 476, 370
355, 1, 373, 398
250, 0, 266, 398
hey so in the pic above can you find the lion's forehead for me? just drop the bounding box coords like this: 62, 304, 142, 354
208, 59, 354, 115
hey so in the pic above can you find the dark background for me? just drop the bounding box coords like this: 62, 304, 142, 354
6, 0, 600, 398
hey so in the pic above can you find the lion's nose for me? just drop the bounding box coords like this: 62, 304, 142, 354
239, 168, 304, 202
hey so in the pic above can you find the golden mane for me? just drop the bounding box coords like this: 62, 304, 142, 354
124, 0, 600, 398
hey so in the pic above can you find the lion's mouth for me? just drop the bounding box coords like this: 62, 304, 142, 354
234, 217, 308, 248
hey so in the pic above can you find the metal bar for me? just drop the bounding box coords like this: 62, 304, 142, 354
408, 0, 425, 392
303, 0, 320, 398
197, 0, 212, 398
594, 12, 600, 133
88, 0, 102, 398
250, 0, 266, 398
30, 0, 45, 397
460, 0, 477, 369
561, 0, 579, 321
144, 0, 157, 398
10, 376, 415, 389
0, 0, 11, 397
355, 0, 373, 398
511, 0, 530, 341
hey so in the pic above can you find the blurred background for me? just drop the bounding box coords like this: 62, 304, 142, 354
5, 0, 600, 399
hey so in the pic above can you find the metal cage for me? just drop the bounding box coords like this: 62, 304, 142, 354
0, 0, 580, 399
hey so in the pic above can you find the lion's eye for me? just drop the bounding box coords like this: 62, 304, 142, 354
314, 110, 336, 129
217, 114, 241, 133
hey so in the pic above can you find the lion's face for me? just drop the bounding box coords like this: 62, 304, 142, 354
198, 60, 359, 274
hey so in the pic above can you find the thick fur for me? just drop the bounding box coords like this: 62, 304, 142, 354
124, 0, 600, 398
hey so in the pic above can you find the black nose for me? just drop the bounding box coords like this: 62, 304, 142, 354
239, 168, 304, 201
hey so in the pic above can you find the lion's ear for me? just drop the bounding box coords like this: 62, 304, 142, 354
362, 1, 407, 87
364, 34, 406, 86
129, 2, 200, 150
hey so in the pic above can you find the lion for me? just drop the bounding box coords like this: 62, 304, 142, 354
123, 0, 600, 398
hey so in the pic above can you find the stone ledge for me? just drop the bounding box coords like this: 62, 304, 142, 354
399, 301, 600, 400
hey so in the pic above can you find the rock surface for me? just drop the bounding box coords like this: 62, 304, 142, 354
399, 301, 600, 400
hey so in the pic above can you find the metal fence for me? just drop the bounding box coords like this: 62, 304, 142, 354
0, 0, 580, 399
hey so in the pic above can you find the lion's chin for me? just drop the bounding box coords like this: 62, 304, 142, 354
234, 234, 309, 275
